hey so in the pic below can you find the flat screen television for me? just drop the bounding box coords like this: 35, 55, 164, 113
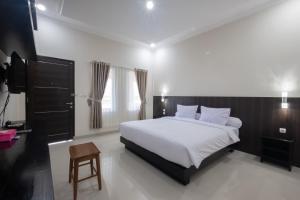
0, 52, 26, 94
7, 52, 26, 94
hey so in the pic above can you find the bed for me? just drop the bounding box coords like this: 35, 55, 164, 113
120, 117, 240, 185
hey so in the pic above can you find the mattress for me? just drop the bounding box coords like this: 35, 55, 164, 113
120, 117, 240, 168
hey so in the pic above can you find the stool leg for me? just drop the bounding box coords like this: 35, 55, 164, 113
90, 159, 94, 175
95, 155, 102, 190
69, 158, 73, 183
73, 160, 79, 200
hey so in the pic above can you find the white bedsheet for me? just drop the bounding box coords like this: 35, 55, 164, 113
120, 117, 240, 168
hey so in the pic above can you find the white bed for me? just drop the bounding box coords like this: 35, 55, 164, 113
120, 117, 240, 168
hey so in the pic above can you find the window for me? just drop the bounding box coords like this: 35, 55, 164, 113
102, 74, 113, 112
102, 67, 142, 115
128, 71, 141, 111
101, 66, 145, 128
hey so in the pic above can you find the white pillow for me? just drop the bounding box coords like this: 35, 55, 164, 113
177, 105, 198, 114
176, 105, 198, 119
226, 117, 242, 129
199, 106, 231, 126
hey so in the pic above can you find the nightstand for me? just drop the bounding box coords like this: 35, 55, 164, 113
261, 136, 294, 171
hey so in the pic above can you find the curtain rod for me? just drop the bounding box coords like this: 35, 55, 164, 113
113, 65, 134, 71
90, 60, 147, 71
113, 65, 148, 72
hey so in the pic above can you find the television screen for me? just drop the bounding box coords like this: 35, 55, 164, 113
7, 52, 26, 93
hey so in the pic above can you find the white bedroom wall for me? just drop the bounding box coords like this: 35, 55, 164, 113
34, 15, 154, 137
153, 0, 300, 97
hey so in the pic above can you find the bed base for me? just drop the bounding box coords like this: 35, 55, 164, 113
120, 136, 233, 185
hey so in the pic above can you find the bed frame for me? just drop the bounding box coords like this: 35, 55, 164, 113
120, 136, 233, 185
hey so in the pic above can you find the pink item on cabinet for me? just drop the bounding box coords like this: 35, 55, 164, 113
0, 129, 17, 142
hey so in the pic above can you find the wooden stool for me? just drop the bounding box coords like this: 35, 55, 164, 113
69, 142, 101, 200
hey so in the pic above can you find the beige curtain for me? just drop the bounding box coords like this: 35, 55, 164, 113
135, 69, 148, 120
88, 61, 110, 129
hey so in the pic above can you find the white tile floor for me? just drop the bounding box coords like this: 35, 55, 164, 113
49, 132, 300, 200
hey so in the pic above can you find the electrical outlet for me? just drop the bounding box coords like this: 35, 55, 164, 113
279, 128, 287, 134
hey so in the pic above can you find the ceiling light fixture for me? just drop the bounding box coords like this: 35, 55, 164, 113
35, 3, 47, 11
150, 43, 156, 48
146, 1, 154, 10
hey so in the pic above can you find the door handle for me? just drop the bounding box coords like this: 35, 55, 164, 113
66, 102, 73, 105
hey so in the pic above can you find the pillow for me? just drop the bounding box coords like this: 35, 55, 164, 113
177, 105, 198, 114
176, 105, 198, 119
226, 117, 242, 129
199, 106, 231, 126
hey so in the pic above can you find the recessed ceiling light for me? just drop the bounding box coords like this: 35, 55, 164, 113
35, 3, 47, 11
150, 43, 156, 48
146, 1, 154, 10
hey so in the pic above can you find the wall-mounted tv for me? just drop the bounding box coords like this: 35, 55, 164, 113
0, 52, 26, 94
7, 52, 26, 93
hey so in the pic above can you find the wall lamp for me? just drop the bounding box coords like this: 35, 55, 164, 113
161, 96, 167, 115
281, 92, 288, 109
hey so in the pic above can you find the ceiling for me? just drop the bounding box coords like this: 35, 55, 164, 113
36, 0, 283, 46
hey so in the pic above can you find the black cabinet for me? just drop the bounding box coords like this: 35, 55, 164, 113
0, 133, 54, 199
261, 136, 294, 171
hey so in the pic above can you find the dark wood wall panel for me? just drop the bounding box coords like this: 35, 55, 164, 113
153, 96, 300, 167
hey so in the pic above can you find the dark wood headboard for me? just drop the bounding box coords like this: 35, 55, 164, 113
153, 96, 300, 167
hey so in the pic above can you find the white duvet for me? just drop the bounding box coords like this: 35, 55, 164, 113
120, 117, 240, 168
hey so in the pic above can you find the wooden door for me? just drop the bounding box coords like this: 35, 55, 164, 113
27, 56, 75, 142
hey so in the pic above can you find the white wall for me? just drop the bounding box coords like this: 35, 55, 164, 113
34, 15, 153, 137
153, 0, 300, 97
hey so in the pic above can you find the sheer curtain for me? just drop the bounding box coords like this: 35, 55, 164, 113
102, 66, 141, 128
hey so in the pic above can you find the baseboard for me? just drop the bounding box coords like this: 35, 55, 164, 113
74, 127, 119, 139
